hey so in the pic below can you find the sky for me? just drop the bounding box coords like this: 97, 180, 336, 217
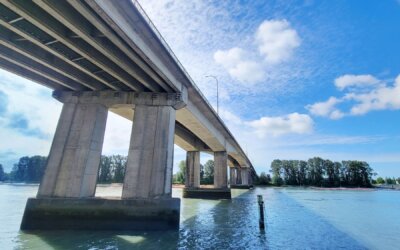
0, 0, 399, 177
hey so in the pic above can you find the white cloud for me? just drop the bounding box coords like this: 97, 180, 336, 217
256, 19, 301, 64
214, 47, 265, 83
334, 74, 380, 90
213, 19, 301, 84
308, 74, 400, 118
247, 112, 313, 137
346, 75, 400, 115
306, 96, 344, 119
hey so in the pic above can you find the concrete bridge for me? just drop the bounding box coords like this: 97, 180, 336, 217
0, 0, 256, 230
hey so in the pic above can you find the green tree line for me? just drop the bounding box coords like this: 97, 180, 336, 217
269, 157, 376, 187
173, 159, 215, 185
0, 155, 127, 183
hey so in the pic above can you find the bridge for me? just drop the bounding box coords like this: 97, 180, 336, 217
0, 0, 256, 230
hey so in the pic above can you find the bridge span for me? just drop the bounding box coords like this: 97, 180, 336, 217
0, 0, 256, 230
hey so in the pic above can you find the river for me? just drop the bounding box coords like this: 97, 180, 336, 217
0, 184, 399, 249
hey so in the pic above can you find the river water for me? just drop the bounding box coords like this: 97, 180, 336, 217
0, 184, 399, 250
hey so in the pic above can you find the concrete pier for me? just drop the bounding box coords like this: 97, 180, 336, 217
184, 151, 231, 199
231, 168, 253, 189
122, 105, 176, 199
38, 101, 108, 198
185, 151, 200, 188
22, 92, 183, 230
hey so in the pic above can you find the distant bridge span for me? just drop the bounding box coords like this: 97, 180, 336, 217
0, 0, 256, 230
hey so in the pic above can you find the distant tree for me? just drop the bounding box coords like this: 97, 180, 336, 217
376, 177, 385, 184
324, 160, 335, 187
397, 177, 400, 185
98, 156, 113, 183
385, 177, 396, 185
200, 164, 204, 181
308, 157, 324, 186
8, 156, 47, 183
270, 159, 283, 186
112, 155, 126, 183
257, 172, 271, 185
173, 160, 186, 184
297, 160, 308, 185
0, 164, 4, 181
202, 160, 214, 184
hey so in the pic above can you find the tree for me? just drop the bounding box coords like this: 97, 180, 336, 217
8, 156, 47, 183
270, 159, 283, 186
98, 156, 112, 183
112, 155, 126, 183
0, 164, 5, 181
258, 172, 271, 185
173, 160, 186, 184
397, 177, 400, 185
385, 177, 395, 185
297, 161, 308, 186
376, 177, 385, 184
202, 160, 214, 184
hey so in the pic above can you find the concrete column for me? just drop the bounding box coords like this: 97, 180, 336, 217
38, 102, 108, 198
185, 151, 200, 188
236, 167, 242, 184
241, 168, 249, 185
229, 167, 236, 185
214, 151, 228, 189
122, 105, 176, 199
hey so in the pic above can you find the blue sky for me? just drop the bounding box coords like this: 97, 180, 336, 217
0, 0, 399, 177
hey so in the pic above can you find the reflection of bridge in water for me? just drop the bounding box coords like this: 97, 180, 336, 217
0, 0, 256, 229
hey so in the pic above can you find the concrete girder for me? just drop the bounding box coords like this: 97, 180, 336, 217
0, 25, 105, 90
53, 91, 187, 110
66, 0, 174, 93
0, 44, 84, 91
33, 0, 163, 92
0, 2, 118, 90
0, 58, 63, 90
1, 0, 144, 91
86, 0, 184, 93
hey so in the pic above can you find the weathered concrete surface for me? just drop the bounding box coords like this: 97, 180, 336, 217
236, 168, 242, 185
241, 168, 249, 185
38, 102, 108, 198
20, 197, 180, 230
229, 167, 236, 185
214, 151, 228, 189
123, 105, 175, 199
185, 151, 200, 188
182, 188, 231, 200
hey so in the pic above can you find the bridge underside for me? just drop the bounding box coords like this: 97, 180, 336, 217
0, 0, 256, 230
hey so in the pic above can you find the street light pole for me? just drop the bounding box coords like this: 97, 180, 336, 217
205, 75, 219, 114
